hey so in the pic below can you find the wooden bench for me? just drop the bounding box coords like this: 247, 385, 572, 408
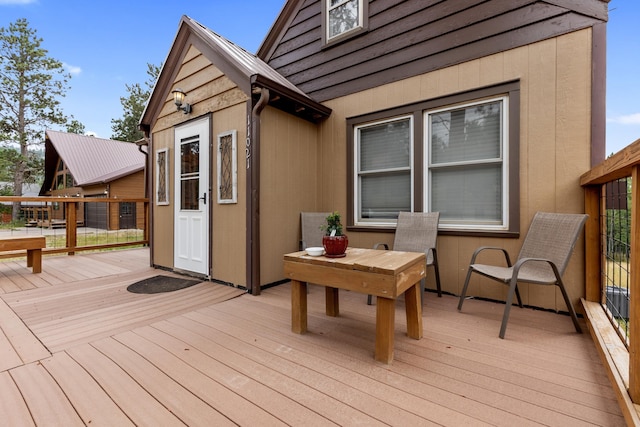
0, 236, 46, 273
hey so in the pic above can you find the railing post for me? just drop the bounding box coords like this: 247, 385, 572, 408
65, 201, 77, 256
584, 185, 601, 302
629, 166, 640, 402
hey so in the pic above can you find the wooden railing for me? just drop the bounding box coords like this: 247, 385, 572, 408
580, 139, 640, 419
0, 196, 149, 256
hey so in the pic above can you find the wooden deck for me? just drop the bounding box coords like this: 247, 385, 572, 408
0, 248, 627, 426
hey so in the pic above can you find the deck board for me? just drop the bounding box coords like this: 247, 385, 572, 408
0, 248, 627, 426
40, 351, 135, 427
114, 329, 287, 426
65, 343, 186, 427
10, 361, 85, 426
0, 371, 35, 426
5, 272, 245, 353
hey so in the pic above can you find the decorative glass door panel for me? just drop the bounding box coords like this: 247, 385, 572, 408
180, 138, 200, 210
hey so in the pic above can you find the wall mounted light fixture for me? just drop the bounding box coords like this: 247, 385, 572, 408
171, 88, 192, 114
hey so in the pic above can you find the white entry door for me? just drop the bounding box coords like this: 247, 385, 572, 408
174, 116, 210, 275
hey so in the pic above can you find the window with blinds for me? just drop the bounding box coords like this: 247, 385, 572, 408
355, 116, 413, 224
347, 81, 518, 233
427, 97, 508, 229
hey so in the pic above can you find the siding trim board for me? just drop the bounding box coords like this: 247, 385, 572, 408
259, 1, 608, 103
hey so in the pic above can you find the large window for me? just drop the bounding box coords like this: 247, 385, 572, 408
427, 97, 508, 230
51, 159, 76, 191
347, 81, 520, 235
354, 116, 413, 225
323, 0, 368, 45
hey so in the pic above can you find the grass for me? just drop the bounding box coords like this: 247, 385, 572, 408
604, 259, 630, 342
605, 258, 629, 289
45, 229, 145, 249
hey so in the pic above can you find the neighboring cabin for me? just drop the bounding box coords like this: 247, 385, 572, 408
140, 0, 607, 314
39, 130, 146, 230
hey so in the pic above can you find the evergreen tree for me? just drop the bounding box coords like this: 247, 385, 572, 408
66, 116, 86, 134
111, 63, 160, 142
0, 18, 70, 219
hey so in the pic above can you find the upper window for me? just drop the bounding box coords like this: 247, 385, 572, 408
51, 159, 76, 191
347, 81, 520, 235
323, 0, 368, 45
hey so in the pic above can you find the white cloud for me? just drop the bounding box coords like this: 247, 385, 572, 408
63, 62, 82, 76
0, 0, 36, 4
608, 113, 640, 125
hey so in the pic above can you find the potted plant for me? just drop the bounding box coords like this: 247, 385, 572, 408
322, 211, 348, 257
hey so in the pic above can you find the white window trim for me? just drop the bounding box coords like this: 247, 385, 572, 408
425, 96, 510, 231
217, 130, 237, 204
353, 115, 414, 227
326, 0, 364, 42
155, 148, 169, 206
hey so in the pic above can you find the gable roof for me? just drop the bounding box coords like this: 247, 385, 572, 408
40, 130, 145, 194
139, 15, 330, 131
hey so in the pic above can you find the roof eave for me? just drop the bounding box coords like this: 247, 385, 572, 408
251, 74, 331, 123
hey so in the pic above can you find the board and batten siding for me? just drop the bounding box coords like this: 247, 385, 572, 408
150, 45, 249, 286
313, 29, 592, 312
259, 106, 321, 284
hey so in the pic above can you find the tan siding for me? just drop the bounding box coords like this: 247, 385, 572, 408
317, 29, 593, 311
150, 45, 249, 286
259, 106, 320, 285
151, 130, 174, 268
211, 103, 247, 287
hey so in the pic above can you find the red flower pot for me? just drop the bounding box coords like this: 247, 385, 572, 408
322, 235, 348, 257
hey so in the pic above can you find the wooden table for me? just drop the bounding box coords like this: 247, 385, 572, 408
283, 247, 426, 363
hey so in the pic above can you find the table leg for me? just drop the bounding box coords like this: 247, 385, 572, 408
291, 280, 307, 333
325, 287, 339, 316
26, 249, 33, 267
375, 296, 395, 363
404, 282, 423, 339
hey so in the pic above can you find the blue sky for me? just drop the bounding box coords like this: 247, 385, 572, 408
1, 0, 638, 155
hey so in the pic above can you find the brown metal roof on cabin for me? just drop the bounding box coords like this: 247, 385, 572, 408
139, 16, 330, 130
188, 17, 310, 99
41, 130, 145, 192
257, 0, 609, 102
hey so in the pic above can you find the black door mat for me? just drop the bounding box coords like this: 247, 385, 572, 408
127, 275, 203, 294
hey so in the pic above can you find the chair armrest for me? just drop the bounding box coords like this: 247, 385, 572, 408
511, 257, 561, 281
373, 243, 389, 250
470, 246, 512, 267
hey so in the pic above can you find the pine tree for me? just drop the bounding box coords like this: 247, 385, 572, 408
0, 18, 70, 219
111, 63, 160, 142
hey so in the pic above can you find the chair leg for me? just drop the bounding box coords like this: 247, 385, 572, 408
499, 277, 520, 339
514, 284, 523, 307
457, 266, 474, 311
367, 294, 373, 305
432, 250, 442, 297
556, 279, 582, 333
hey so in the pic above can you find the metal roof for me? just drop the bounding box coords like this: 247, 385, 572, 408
187, 17, 310, 99
139, 15, 330, 130
43, 130, 145, 188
